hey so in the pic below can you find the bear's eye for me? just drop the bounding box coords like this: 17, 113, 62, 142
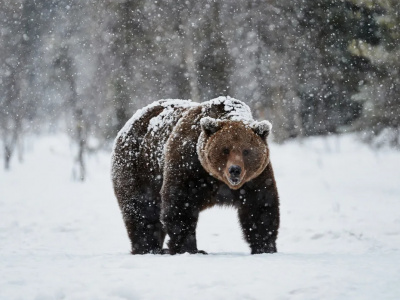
223, 148, 230, 155
243, 149, 250, 156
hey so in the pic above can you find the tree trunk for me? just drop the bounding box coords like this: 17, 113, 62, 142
182, 8, 200, 102
4, 145, 12, 170
76, 119, 86, 181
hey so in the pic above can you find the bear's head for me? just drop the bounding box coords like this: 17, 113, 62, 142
198, 117, 272, 190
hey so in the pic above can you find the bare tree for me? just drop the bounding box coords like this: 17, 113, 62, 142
0, 0, 42, 169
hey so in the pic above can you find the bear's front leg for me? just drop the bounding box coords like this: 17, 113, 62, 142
161, 183, 207, 255
161, 200, 205, 254
238, 186, 280, 254
238, 203, 279, 254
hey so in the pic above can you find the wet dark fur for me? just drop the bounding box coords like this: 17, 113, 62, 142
112, 99, 279, 254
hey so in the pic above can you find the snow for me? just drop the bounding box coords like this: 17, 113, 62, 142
116, 99, 196, 142
112, 99, 198, 174
117, 97, 254, 145
251, 120, 272, 137
202, 96, 254, 123
199, 116, 220, 131
1, 134, 400, 300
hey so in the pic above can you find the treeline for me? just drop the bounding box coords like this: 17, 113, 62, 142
1, 0, 399, 177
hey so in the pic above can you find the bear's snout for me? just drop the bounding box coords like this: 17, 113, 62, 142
227, 164, 243, 186
229, 165, 242, 178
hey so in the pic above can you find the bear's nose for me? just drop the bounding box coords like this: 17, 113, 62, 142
228, 165, 242, 177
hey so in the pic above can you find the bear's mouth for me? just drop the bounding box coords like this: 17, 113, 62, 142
224, 170, 246, 189
227, 177, 241, 186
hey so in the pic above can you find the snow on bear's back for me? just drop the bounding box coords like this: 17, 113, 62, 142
116, 97, 252, 143
113, 99, 198, 172
147, 99, 198, 137
116, 99, 198, 142
201, 96, 254, 123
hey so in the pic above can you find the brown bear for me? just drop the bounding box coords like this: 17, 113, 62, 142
111, 96, 279, 255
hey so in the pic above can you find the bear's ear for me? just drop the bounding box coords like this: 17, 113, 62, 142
251, 120, 272, 140
200, 117, 222, 136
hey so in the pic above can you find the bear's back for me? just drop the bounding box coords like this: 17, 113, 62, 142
112, 100, 198, 181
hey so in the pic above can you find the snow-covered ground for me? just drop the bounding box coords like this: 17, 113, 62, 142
1, 134, 400, 300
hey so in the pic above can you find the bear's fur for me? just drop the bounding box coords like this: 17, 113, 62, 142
111, 97, 279, 255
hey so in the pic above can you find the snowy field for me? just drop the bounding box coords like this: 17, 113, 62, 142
1, 134, 400, 300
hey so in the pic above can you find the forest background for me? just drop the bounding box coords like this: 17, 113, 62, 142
1, 0, 399, 179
